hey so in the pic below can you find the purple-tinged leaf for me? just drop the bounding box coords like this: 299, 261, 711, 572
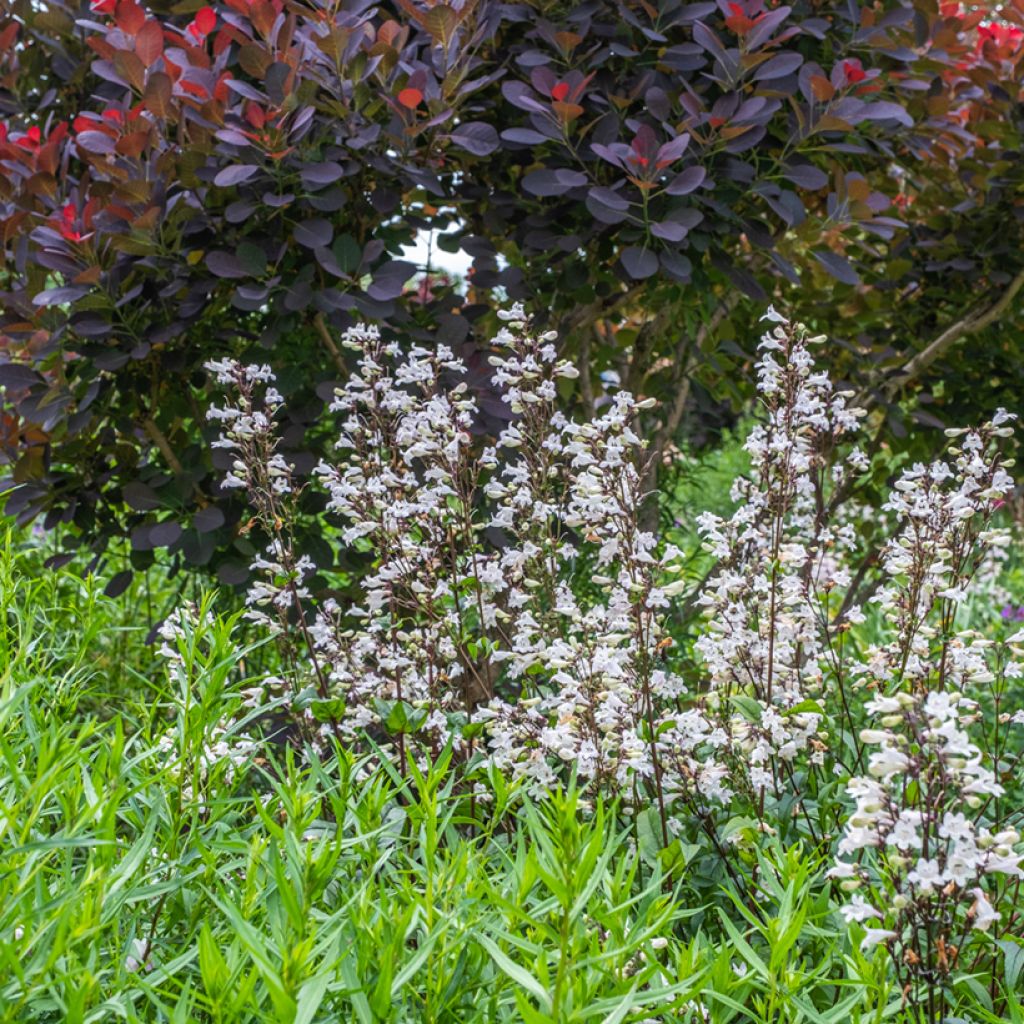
206, 252, 247, 279
76, 131, 116, 155
661, 43, 707, 72
224, 78, 265, 102
659, 251, 693, 281
501, 80, 546, 113
315, 246, 347, 279
522, 168, 587, 197
813, 249, 860, 285
591, 142, 632, 170
677, 2, 717, 20
123, 481, 160, 511
783, 163, 828, 190
586, 189, 630, 225
450, 122, 499, 157
150, 521, 182, 548
294, 219, 333, 249
754, 52, 803, 80
193, 507, 225, 533
646, 86, 671, 120
0, 364, 43, 390
214, 165, 259, 187
691, 22, 727, 63
724, 125, 766, 153
367, 260, 416, 301
501, 127, 549, 145
620, 246, 659, 279
32, 286, 90, 306
746, 7, 791, 49
214, 129, 252, 147
300, 162, 344, 189
226, 200, 257, 223
104, 571, 132, 599
861, 101, 913, 127
650, 220, 690, 242
762, 189, 805, 227
516, 49, 551, 67
656, 132, 691, 165
589, 186, 630, 211
665, 166, 706, 195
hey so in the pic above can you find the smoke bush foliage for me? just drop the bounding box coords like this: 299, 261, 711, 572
208, 306, 1024, 1019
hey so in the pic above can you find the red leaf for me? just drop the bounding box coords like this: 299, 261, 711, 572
550, 81, 569, 102
843, 59, 866, 84
115, 0, 146, 35
195, 7, 217, 35
245, 101, 266, 128
135, 20, 164, 67
398, 87, 423, 109
214, 71, 233, 103
180, 79, 210, 99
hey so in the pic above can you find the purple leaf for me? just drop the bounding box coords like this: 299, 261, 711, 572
214, 165, 260, 187
300, 162, 344, 189
813, 249, 861, 285
367, 259, 416, 301
591, 143, 630, 171
32, 286, 90, 306
660, 251, 693, 281
501, 127, 549, 145
665, 166, 706, 195
589, 186, 630, 211
75, 131, 116, 155
450, 122, 500, 157
501, 81, 546, 113
522, 168, 587, 197
620, 246, 659, 279
746, 7, 792, 49
206, 252, 247, 279
754, 52, 803, 80
656, 132, 691, 165
150, 521, 183, 548
650, 221, 689, 242
0, 364, 43, 390
861, 101, 913, 127
193, 507, 225, 533
586, 188, 631, 225
783, 163, 828, 190
294, 219, 334, 249
104, 571, 132, 599
692, 22, 727, 63
123, 481, 160, 511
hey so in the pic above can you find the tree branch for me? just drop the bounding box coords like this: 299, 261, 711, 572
854, 267, 1024, 411
314, 313, 348, 378
142, 417, 184, 476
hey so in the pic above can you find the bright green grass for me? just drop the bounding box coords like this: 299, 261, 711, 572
0, 527, 1019, 1023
